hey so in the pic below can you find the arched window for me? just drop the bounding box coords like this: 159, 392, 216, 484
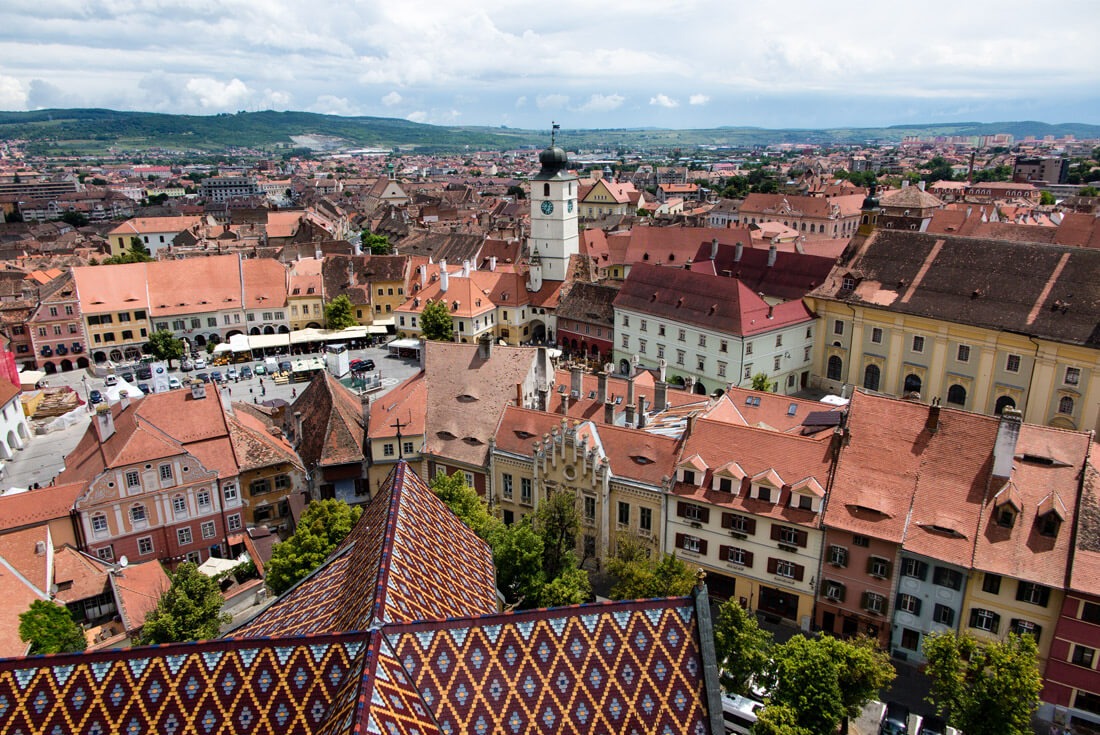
904, 373, 922, 394
863, 364, 880, 391
827, 355, 843, 381
543, 183, 550, 197
1058, 396, 1074, 415
947, 384, 967, 406
994, 395, 1016, 415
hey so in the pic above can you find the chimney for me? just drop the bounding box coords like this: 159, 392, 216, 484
190, 379, 207, 400
604, 400, 615, 425
654, 381, 668, 411
118, 389, 131, 412
992, 408, 1023, 480
478, 332, 493, 360
625, 402, 636, 427
93, 403, 115, 443
902, 180, 910, 189
439, 259, 449, 292
570, 366, 583, 396
925, 397, 941, 434
293, 411, 303, 443
734, 242, 743, 263
657, 358, 667, 383
597, 371, 608, 404
419, 339, 427, 369
461, 259, 470, 278
490, 255, 497, 271
710, 238, 719, 260
767, 244, 777, 267
538, 386, 549, 412
767, 304, 774, 319
419, 266, 427, 288
918, 180, 926, 192
636, 396, 647, 428
561, 392, 570, 415
626, 374, 636, 408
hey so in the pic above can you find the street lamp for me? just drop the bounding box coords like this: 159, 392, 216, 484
81, 375, 90, 411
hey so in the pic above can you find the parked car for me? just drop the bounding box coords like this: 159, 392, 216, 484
138, 383, 152, 394
168, 376, 182, 390
918, 716, 947, 735
120, 371, 135, 383
180, 359, 194, 372
194, 357, 207, 370
136, 366, 153, 380
89, 390, 104, 404
253, 364, 266, 376
196, 372, 211, 383
363, 358, 376, 371
279, 360, 292, 373
239, 366, 253, 379
880, 701, 910, 735
225, 367, 237, 380
104, 374, 118, 386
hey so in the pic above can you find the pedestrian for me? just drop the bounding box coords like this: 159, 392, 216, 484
291, 388, 296, 398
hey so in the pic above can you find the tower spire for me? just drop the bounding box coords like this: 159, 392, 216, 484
551, 121, 560, 147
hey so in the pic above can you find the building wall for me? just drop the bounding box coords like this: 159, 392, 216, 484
84, 308, 151, 364
959, 570, 1064, 669
889, 553, 968, 663
816, 529, 898, 646
1044, 593, 1100, 727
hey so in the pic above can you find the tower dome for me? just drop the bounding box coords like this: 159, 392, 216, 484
538, 145, 569, 174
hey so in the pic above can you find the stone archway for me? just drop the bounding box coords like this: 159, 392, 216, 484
619, 358, 630, 375
194, 335, 207, 347
60, 359, 73, 372
263, 326, 275, 335
694, 381, 707, 395
109, 349, 124, 362
249, 327, 261, 336
43, 362, 57, 374
277, 325, 289, 334
93, 351, 107, 363
123, 347, 142, 361
529, 320, 546, 343
0, 436, 12, 461
77, 357, 90, 369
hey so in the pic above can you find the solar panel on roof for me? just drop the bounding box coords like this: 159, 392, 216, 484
803, 411, 842, 427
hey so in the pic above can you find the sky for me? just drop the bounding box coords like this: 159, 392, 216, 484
1, 0, 1098, 131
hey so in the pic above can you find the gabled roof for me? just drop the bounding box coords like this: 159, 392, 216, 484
0, 483, 84, 534
290, 372, 366, 470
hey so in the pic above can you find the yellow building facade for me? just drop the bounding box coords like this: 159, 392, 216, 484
961, 570, 1064, 669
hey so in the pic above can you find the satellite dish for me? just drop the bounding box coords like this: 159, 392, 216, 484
118, 556, 129, 568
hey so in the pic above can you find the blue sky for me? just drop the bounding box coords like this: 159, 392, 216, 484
1, 0, 1097, 130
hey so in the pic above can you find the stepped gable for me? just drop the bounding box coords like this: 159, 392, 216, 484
811, 229, 1100, 348
381, 597, 711, 735
236, 462, 497, 637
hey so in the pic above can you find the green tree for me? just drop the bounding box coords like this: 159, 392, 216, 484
752, 703, 812, 735
766, 634, 895, 734
419, 299, 454, 342
19, 600, 87, 654
750, 373, 775, 392
1080, 185, 1100, 197
265, 499, 363, 595
491, 519, 545, 607
430, 471, 499, 541
540, 565, 591, 607
361, 232, 391, 255
534, 490, 580, 580
324, 294, 358, 330
144, 329, 185, 368
139, 562, 230, 644
60, 211, 88, 227
923, 156, 954, 182
606, 537, 696, 600
713, 598, 773, 696
506, 184, 526, 199
923, 631, 1041, 735
102, 237, 154, 265
1039, 190, 1056, 205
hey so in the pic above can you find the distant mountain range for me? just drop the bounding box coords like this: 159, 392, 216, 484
0, 109, 1097, 156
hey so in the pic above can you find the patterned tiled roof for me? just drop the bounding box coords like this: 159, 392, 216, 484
0, 463, 720, 735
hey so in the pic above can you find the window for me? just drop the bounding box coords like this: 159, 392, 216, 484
583, 496, 596, 523
682, 535, 702, 553
678, 328, 686, 342
900, 628, 921, 651
676, 349, 685, 366
833, 320, 844, 335
697, 355, 705, 371
717, 361, 727, 377
621, 334, 629, 349
933, 604, 955, 627
804, 346, 811, 362
463, 472, 475, 488
658, 324, 666, 336
177, 527, 193, 546
1010, 619, 1042, 642
383, 443, 395, 457
868, 556, 891, 578
902, 558, 928, 580
159, 464, 173, 481
826, 355, 842, 381
201, 521, 216, 539
969, 608, 1000, 633
1076, 691, 1100, 716
1005, 354, 1021, 373
841, 276, 855, 291
638, 339, 646, 354
91, 514, 108, 536
254, 505, 272, 522
250, 478, 272, 496
823, 581, 845, 601
775, 560, 795, 578
1072, 645, 1095, 668
274, 475, 290, 492
227, 514, 242, 531
744, 364, 753, 380
777, 526, 801, 546
1083, 602, 1100, 625
912, 335, 925, 353
223, 484, 238, 503
720, 340, 728, 353
130, 505, 147, 525
657, 344, 665, 359
640, 319, 647, 332
982, 574, 1002, 594
125, 470, 141, 489
933, 566, 963, 591
897, 594, 922, 615
746, 342, 753, 356
172, 496, 187, 518
699, 334, 707, 347
1059, 396, 1075, 415
724, 513, 754, 534
863, 592, 885, 614
852, 535, 870, 547
640, 507, 652, 533
197, 490, 211, 510
520, 477, 533, 505
138, 537, 153, 555
1065, 366, 1081, 386
617, 502, 629, 527
622, 315, 630, 327
863, 364, 881, 391
828, 545, 848, 567
726, 547, 750, 565
186, 551, 202, 564
96, 546, 114, 562
957, 344, 971, 363
946, 384, 967, 406
502, 473, 513, 500
1016, 582, 1051, 607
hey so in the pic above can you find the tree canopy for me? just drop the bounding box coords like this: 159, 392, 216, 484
265, 499, 363, 595
144, 329, 185, 367
419, 299, 454, 341
19, 600, 87, 654
923, 631, 1041, 735
430, 471, 499, 541
606, 537, 696, 601
713, 598, 773, 697
139, 562, 231, 644
534, 490, 580, 580
324, 294, 358, 331
361, 232, 391, 255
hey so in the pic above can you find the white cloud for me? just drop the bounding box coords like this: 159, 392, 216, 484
406, 111, 427, 123
0, 75, 27, 109
309, 95, 360, 116
649, 93, 679, 108
184, 77, 250, 110
575, 93, 625, 113
514, 95, 527, 108
689, 94, 710, 105
381, 91, 402, 107
536, 94, 569, 110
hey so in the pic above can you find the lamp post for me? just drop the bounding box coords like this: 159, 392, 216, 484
81, 374, 90, 411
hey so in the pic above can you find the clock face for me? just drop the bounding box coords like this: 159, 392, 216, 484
540, 200, 554, 215
567, 199, 574, 213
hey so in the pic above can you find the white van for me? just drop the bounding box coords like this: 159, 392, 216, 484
722, 694, 765, 734
104, 374, 118, 386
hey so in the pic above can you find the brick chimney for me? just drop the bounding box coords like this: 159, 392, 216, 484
654, 380, 668, 412
570, 366, 582, 396
597, 371, 608, 405
604, 400, 615, 425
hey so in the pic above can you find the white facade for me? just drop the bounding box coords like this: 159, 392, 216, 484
530, 176, 579, 283
0, 394, 31, 463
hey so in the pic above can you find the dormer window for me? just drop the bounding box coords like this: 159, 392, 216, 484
755, 485, 772, 503
996, 506, 1017, 529
1035, 492, 1066, 538
992, 484, 1022, 529
1038, 512, 1061, 538
682, 469, 696, 485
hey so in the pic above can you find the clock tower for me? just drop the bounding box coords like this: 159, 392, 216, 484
528, 126, 579, 285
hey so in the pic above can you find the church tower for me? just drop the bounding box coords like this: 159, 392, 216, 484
528, 125, 579, 286
857, 183, 881, 237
